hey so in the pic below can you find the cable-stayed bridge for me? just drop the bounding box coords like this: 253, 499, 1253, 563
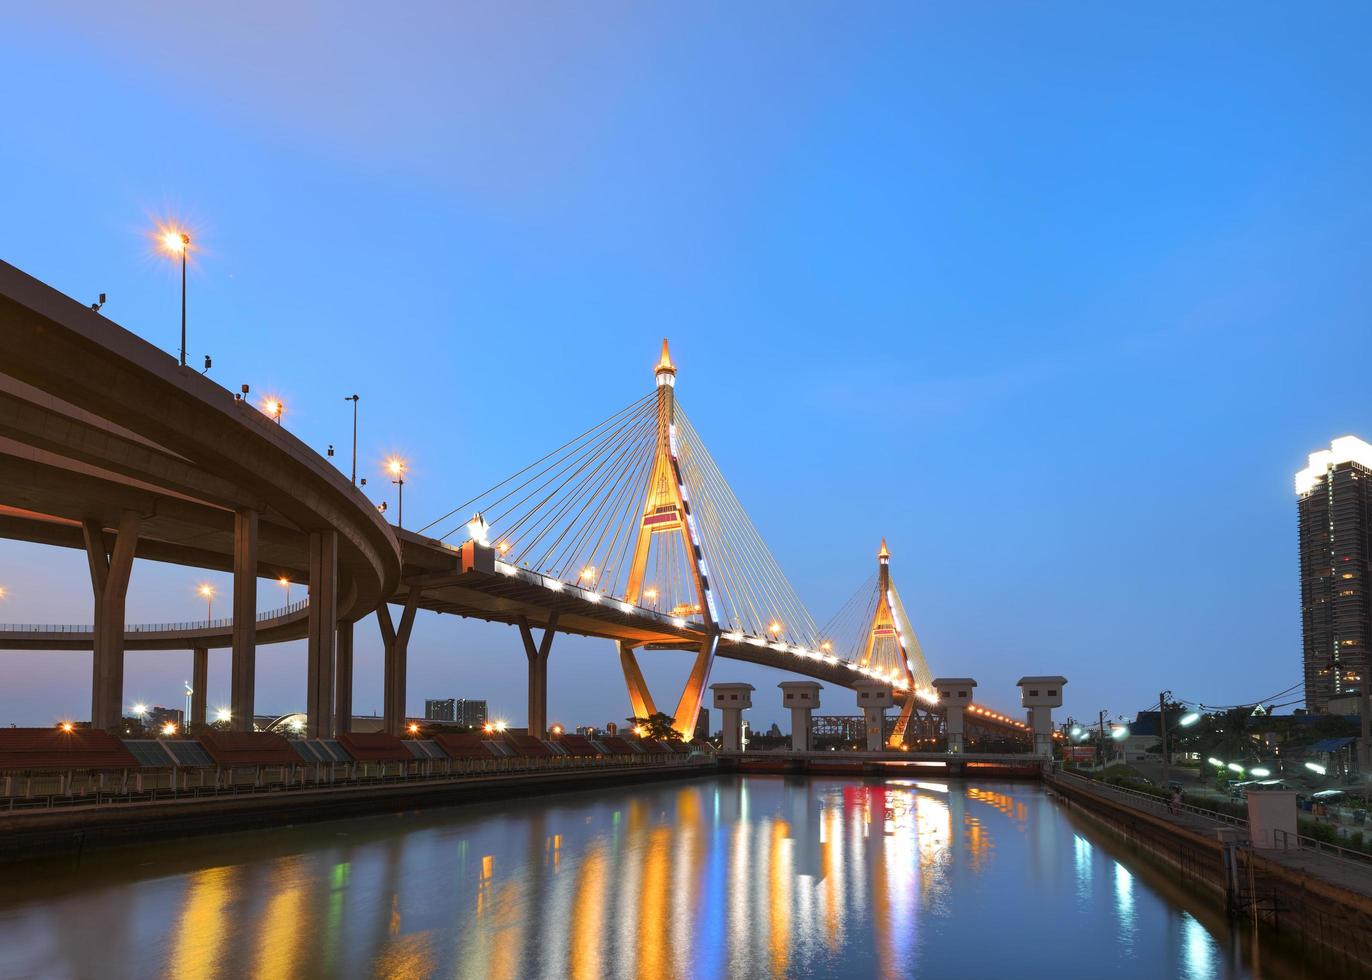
0, 261, 1040, 747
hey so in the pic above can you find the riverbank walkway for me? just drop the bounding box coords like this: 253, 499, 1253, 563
1047, 767, 1372, 900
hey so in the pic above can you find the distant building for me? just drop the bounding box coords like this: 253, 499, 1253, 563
605, 722, 619, 736
455, 699, 488, 728
1297, 436, 1372, 712
576, 725, 601, 737
425, 699, 456, 722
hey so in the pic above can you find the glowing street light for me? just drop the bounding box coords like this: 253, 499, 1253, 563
278, 576, 291, 606
59, 722, 74, 733
407, 722, 420, 735
1306, 761, 1327, 776
161, 721, 178, 736
1250, 767, 1272, 778
132, 702, 148, 718
386, 457, 407, 529
1207, 757, 1226, 768
0, 586, 7, 599
197, 583, 215, 625
1179, 712, 1201, 727
1226, 762, 1245, 774
214, 707, 231, 723
155, 222, 192, 367
466, 512, 490, 547
261, 396, 284, 425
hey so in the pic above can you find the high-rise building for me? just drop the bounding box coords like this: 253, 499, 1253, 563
455, 699, 488, 728
425, 699, 456, 722
1297, 436, 1372, 712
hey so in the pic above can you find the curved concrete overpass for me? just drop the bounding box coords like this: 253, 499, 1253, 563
0, 260, 401, 730
0, 600, 310, 652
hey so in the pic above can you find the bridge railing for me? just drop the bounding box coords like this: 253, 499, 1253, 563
0, 597, 310, 635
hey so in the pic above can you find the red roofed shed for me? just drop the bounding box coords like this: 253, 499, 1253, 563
0, 728, 137, 771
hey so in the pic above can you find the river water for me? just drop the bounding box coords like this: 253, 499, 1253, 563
0, 776, 1358, 978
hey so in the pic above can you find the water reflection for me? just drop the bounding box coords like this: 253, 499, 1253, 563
0, 777, 1354, 979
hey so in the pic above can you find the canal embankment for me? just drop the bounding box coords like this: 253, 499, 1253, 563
1047, 767, 1372, 970
0, 760, 715, 865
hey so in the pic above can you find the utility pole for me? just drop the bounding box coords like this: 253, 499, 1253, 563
1159, 689, 1171, 789
1098, 709, 1107, 768
344, 395, 360, 484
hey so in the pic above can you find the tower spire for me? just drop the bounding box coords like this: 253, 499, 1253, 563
655, 338, 676, 385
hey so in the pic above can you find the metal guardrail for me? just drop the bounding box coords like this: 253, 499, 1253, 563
0, 598, 310, 635
1050, 766, 1372, 868
1, 754, 710, 813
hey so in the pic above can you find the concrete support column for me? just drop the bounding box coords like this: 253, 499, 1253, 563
670, 633, 720, 741
618, 642, 658, 721
946, 706, 967, 753
710, 683, 754, 752
518, 612, 559, 738
779, 682, 821, 752
855, 680, 894, 752
229, 508, 258, 731
82, 511, 140, 730
334, 619, 354, 735
191, 647, 208, 727
306, 529, 338, 737
378, 585, 420, 736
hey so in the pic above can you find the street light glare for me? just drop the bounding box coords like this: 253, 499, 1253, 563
159, 227, 190, 255
1179, 712, 1201, 727
385, 456, 406, 477
132, 702, 148, 717
197, 583, 215, 598
215, 708, 231, 722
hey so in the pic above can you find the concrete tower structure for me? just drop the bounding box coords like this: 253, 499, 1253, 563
933, 678, 976, 753
779, 681, 821, 752
711, 682, 753, 751
1017, 676, 1066, 757
854, 680, 893, 751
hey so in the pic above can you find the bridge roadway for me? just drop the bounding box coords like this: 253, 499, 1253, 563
0, 259, 1024, 743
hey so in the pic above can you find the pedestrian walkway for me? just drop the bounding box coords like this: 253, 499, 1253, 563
1048, 768, 1372, 899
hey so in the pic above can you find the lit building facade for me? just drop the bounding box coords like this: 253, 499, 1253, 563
1297, 436, 1372, 712
455, 699, 488, 728
425, 699, 456, 722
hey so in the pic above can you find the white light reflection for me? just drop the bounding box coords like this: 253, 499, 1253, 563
1073, 835, 1093, 905
1113, 862, 1135, 952
1180, 913, 1217, 980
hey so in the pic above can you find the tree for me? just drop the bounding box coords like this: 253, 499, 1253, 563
627, 712, 678, 740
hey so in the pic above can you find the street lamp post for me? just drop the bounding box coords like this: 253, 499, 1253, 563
278, 577, 291, 608
158, 227, 191, 366
1160, 690, 1172, 788
386, 457, 407, 529
198, 583, 215, 626
345, 395, 360, 484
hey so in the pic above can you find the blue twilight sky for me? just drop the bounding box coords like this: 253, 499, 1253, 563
2, 2, 1370, 731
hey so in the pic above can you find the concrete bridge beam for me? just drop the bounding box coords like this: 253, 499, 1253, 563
82, 511, 140, 730
377, 585, 420, 737
230, 508, 258, 731
334, 619, 354, 735
305, 529, 337, 737
518, 613, 558, 739
191, 647, 208, 726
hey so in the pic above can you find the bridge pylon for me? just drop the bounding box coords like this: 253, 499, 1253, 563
619, 340, 721, 739
850, 538, 935, 748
